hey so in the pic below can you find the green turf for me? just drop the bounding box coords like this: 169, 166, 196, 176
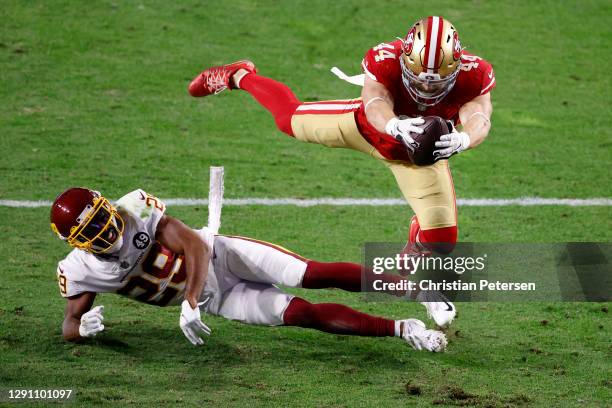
1, 206, 611, 407
1, 0, 611, 200
1, 0, 611, 406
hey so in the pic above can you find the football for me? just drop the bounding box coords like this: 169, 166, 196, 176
401, 115, 453, 166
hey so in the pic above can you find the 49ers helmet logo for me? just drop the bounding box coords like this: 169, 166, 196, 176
403, 27, 416, 55
452, 31, 462, 60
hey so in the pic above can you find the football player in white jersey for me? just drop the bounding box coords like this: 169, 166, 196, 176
51, 187, 449, 352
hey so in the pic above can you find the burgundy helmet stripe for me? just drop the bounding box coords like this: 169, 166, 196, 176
433, 16, 444, 73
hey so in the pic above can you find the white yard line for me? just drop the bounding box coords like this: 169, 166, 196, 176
1, 197, 611, 208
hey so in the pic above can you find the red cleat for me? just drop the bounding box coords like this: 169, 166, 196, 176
408, 215, 420, 245
188, 60, 257, 97
398, 216, 431, 276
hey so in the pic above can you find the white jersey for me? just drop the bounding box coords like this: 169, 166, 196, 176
56, 189, 214, 307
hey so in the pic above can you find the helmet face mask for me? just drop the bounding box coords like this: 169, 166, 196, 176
51, 188, 125, 254
400, 57, 460, 106
69, 197, 124, 253
400, 16, 463, 107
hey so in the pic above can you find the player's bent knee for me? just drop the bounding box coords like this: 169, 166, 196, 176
275, 114, 295, 136
417, 205, 455, 229
216, 282, 293, 326
274, 105, 300, 136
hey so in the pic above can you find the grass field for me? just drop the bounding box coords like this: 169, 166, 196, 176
1, 0, 611, 406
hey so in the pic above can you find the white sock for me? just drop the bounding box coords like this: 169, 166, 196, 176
405, 288, 415, 300
234, 71, 252, 89
394, 320, 402, 337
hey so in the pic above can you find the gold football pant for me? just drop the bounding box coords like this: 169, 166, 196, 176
290, 104, 457, 230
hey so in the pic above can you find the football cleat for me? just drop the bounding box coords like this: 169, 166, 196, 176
408, 215, 420, 244
417, 290, 456, 328
403, 215, 457, 327
398, 318, 447, 352
397, 216, 431, 276
188, 60, 257, 97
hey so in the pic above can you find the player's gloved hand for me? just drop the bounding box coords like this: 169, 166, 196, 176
79, 305, 105, 338
180, 299, 211, 346
433, 127, 471, 159
385, 116, 424, 153
405, 332, 427, 351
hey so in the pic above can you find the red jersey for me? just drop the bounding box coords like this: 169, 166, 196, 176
355, 39, 496, 161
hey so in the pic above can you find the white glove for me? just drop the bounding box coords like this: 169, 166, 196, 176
79, 305, 105, 338
433, 131, 471, 159
180, 299, 211, 346
385, 117, 424, 153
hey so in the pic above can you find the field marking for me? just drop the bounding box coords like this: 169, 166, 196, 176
1, 197, 611, 208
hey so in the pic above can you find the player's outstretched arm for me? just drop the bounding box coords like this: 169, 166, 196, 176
62, 292, 98, 342
155, 215, 210, 309
458, 92, 493, 149
433, 93, 493, 159
361, 76, 396, 132
362, 76, 424, 151
156, 215, 212, 345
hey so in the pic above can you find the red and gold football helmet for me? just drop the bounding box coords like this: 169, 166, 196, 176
50, 188, 124, 254
400, 16, 463, 106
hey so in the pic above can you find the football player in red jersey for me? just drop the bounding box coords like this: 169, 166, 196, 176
189, 16, 495, 326
51, 187, 447, 352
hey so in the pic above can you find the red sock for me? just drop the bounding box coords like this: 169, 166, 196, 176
302, 261, 406, 295
239, 73, 301, 136
283, 297, 395, 337
418, 225, 458, 254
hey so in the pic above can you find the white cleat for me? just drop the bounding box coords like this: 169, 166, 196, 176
421, 300, 456, 328
416, 290, 456, 328
398, 318, 447, 352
